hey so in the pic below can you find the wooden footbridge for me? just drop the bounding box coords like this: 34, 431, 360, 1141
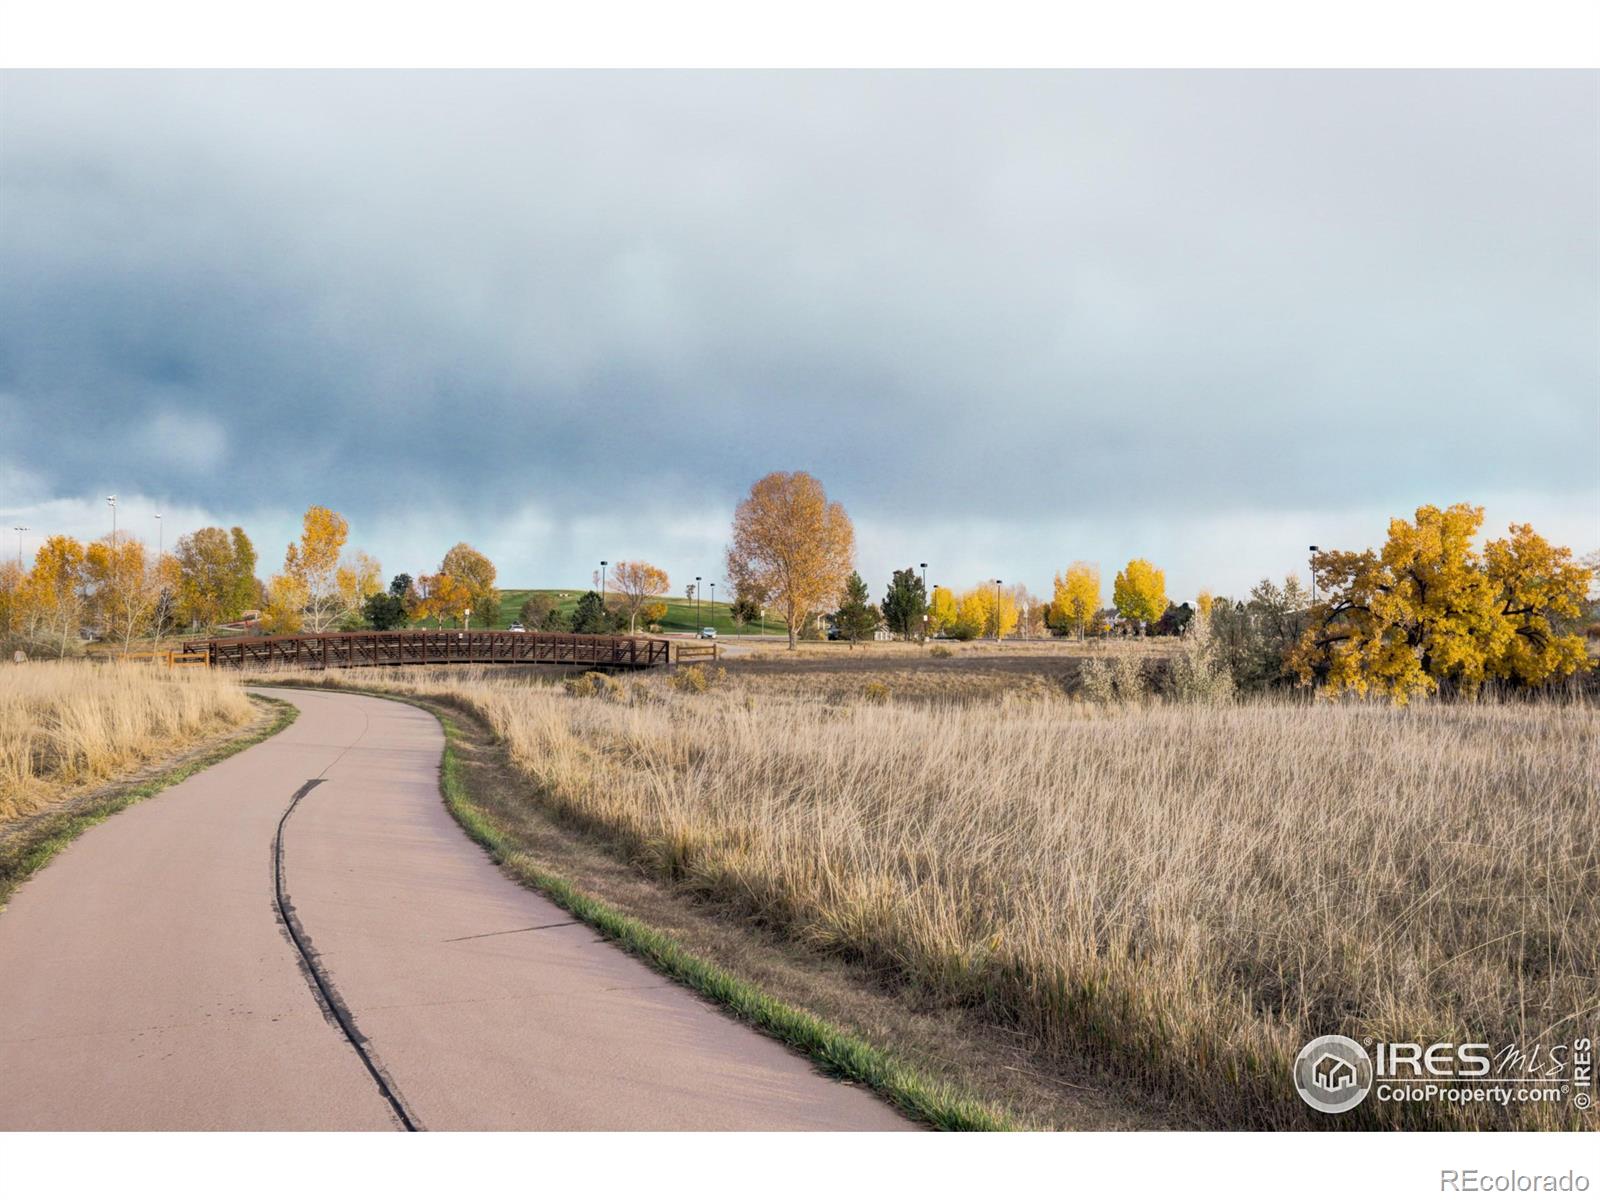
184, 629, 672, 671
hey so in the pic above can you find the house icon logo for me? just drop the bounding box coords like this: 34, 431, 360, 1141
1313, 1053, 1355, 1091
1293, 1035, 1373, 1114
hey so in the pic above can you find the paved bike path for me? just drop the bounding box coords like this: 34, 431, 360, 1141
0, 686, 910, 1131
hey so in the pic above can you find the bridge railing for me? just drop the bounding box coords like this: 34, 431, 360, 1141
185, 629, 671, 671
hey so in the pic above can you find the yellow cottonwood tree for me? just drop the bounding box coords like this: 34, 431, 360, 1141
262, 572, 308, 634
955, 582, 1018, 640
726, 471, 854, 650
415, 573, 472, 628
1050, 562, 1100, 639
1291, 504, 1592, 702
87, 536, 159, 651
927, 585, 958, 636
28, 535, 88, 656
282, 506, 349, 632
0, 560, 23, 647
336, 550, 385, 617
439, 543, 498, 625
1113, 559, 1166, 632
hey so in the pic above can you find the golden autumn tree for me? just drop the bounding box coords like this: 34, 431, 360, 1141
1290, 503, 1592, 703
949, 582, 1018, 640
86, 536, 159, 651
28, 535, 89, 656
262, 572, 308, 634
952, 589, 987, 640
1196, 589, 1215, 620
1113, 559, 1167, 633
336, 550, 385, 619
439, 543, 498, 626
415, 573, 472, 628
1049, 562, 1100, 640
0, 559, 23, 647
611, 561, 670, 633
726, 471, 854, 650
281, 506, 350, 632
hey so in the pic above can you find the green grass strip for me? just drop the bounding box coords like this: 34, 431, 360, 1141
0, 696, 298, 909
424, 704, 1013, 1132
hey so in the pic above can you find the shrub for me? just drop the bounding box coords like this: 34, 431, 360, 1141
1166, 612, 1236, 705
671, 665, 709, 693
564, 671, 626, 700
863, 680, 891, 704
1111, 655, 1147, 701
563, 672, 600, 698
929, 645, 953, 659
1079, 658, 1115, 703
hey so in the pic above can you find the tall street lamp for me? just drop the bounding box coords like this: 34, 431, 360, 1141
154, 513, 163, 558
995, 578, 1003, 642
600, 560, 608, 606
13, 526, 27, 567
919, 562, 928, 642
1308, 546, 1319, 606
695, 575, 702, 630
106, 495, 118, 546
709, 580, 716, 624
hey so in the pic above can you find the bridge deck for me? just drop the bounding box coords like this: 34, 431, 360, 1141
186, 629, 670, 671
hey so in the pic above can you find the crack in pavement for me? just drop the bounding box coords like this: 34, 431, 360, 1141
273, 773, 421, 1132
442, 920, 581, 943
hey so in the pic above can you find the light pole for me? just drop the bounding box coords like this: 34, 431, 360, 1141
464, 607, 472, 632
919, 562, 928, 642
995, 579, 1003, 642
13, 526, 27, 567
695, 575, 702, 630
1308, 546, 1319, 606
154, 513, 163, 558
709, 580, 716, 625
600, 561, 608, 606
760, 606, 765, 637
107, 495, 117, 547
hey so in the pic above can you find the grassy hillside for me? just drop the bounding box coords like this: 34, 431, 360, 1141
495, 589, 789, 636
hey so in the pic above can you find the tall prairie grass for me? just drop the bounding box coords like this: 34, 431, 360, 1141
0, 661, 255, 822
261, 667, 1600, 1129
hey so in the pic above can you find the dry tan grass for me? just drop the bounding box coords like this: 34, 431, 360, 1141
0, 661, 255, 822
253, 665, 1599, 1130
726, 636, 1171, 661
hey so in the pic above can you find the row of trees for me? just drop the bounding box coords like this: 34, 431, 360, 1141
7, 481, 1591, 701
720, 477, 1594, 701
821, 560, 1171, 644
0, 503, 511, 654
0, 525, 262, 656
719, 473, 1183, 647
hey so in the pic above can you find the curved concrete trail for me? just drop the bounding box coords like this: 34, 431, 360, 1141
0, 687, 911, 1131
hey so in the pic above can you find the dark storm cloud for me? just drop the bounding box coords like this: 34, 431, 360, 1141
2, 70, 1596, 590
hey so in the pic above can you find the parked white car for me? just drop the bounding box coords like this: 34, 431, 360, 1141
697, 627, 717, 639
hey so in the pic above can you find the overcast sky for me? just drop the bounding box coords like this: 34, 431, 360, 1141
2, 70, 1596, 601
